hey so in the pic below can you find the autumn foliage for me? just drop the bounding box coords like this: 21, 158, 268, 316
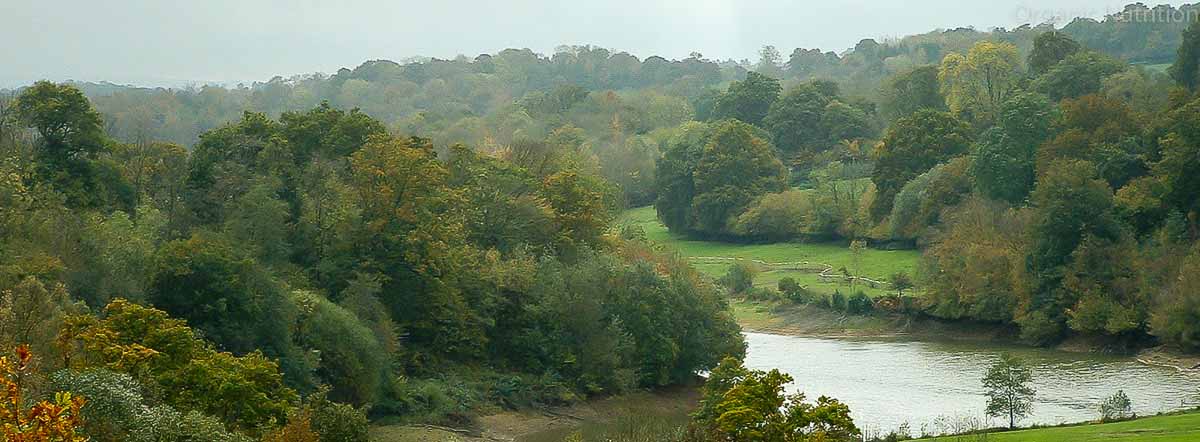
1, 346, 87, 442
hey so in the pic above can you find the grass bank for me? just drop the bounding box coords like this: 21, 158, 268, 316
918, 411, 1200, 442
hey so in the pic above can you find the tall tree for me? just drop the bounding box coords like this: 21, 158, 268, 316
869, 110, 972, 220
983, 354, 1036, 429
881, 65, 946, 119
714, 71, 782, 126
972, 92, 1056, 204
1170, 17, 1200, 91
15, 81, 105, 165
939, 41, 1023, 126
1025, 160, 1121, 344
15, 81, 131, 209
1034, 51, 1126, 101
763, 82, 833, 153
1028, 31, 1082, 75
691, 120, 788, 235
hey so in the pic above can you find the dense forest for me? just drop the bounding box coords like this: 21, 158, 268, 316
6, 2, 1200, 441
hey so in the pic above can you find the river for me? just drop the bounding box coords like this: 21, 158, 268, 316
743, 332, 1200, 435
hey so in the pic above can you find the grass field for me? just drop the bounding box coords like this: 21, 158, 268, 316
618, 206, 920, 298
919, 412, 1200, 442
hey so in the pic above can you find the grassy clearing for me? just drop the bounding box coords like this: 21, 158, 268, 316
618, 206, 920, 298
919, 412, 1200, 442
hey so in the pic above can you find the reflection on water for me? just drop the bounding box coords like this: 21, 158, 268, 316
744, 332, 1200, 433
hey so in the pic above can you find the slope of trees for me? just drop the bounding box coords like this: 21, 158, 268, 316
0, 81, 746, 440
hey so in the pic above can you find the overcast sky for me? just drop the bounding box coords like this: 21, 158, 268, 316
0, 0, 1183, 88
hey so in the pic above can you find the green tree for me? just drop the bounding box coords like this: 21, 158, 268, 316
1026, 160, 1121, 344
890, 272, 913, 296
348, 135, 486, 362
149, 233, 304, 379
59, 299, 297, 433
16, 81, 131, 209
1170, 17, 1200, 90
820, 100, 873, 145
722, 261, 758, 295
763, 82, 832, 153
1150, 249, 1200, 351
15, 81, 105, 166
291, 291, 387, 407
1028, 31, 1082, 75
714, 71, 782, 126
971, 92, 1056, 204
870, 109, 972, 220
1034, 51, 1126, 101
691, 120, 788, 235
695, 357, 859, 442
982, 354, 1035, 429
653, 122, 712, 233
881, 65, 946, 119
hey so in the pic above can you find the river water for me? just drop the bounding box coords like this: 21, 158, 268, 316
743, 332, 1200, 435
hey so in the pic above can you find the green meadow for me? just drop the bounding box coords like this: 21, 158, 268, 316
618, 206, 920, 298
919, 412, 1200, 442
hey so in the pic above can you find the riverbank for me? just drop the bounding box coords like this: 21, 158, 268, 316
733, 300, 1015, 342
369, 386, 699, 442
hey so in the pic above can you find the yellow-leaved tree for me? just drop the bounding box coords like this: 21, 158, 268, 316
939, 41, 1023, 126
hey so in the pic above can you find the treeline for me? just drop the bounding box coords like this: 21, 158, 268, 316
0, 4, 1178, 214
654, 17, 1200, 350
0, 80, 745, 440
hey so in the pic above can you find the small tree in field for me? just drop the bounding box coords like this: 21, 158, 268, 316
1099, 390, 1133, 422
722, 261, 758, 295
983, 354, 1035, 429
848, 240, 867, 292
890, 272, 914, 296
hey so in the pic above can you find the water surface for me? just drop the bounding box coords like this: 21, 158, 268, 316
744, 332, 1200, 434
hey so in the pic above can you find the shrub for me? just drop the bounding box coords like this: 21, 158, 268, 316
1099, 390, 1133, 422
307, 390, 370, 442
733, 190, 811, 240
130, 407, 251, 442
777, 277, 812, 304
721, 261, 758, 295
48, 369, 145, 442
292, 290, 388, 406
49, 368, 252, 442
830, 291, 847, 311
744, 287, 779, 302
846, 292, 874, 315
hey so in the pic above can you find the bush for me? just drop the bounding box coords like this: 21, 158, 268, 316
48, 368, 253, 442
307, 390, 370, 442
48, 369, 145, 442
292, 290, 388, 406
777, 277, 812, 303
1099, 390, 1133, 422
721, 261, 758, 295
846, 292, 874, 315
744, 287, 779, 302
830, 291, 847, 311
733, 190, 811, 240
130, 407, 252, 442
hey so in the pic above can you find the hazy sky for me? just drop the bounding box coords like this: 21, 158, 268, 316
1, 0, 1182, 88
